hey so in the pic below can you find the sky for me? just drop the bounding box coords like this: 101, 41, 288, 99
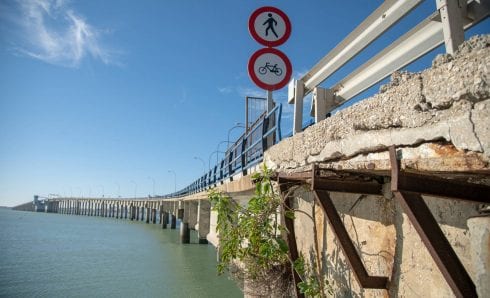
0, 0, 488, 206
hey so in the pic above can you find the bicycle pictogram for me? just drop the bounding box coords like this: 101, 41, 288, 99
258, 62, 282, 76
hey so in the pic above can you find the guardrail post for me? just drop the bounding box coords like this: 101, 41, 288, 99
289, 79, 304, 135
436, 0, 465, 55
311, 87, 335, 123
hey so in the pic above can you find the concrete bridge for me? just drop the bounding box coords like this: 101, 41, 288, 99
19, 1, 490, 297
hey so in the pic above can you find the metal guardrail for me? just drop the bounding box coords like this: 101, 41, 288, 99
289, 0, 489, 134
162, 104, 282, 198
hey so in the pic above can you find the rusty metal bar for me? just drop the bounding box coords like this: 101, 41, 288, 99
313, 178, 382, 195
389, 146, 477, 297
313, 189, 389, 289
388, 147, 490, 203
279, 179, 305, 298
394, 191, 476, 297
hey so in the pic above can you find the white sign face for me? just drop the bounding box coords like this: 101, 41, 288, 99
248, 48, 292, 91
249, 6, 291, 47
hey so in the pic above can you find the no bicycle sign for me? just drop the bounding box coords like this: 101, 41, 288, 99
248, 48, 292, 91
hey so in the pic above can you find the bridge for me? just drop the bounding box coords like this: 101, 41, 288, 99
17, 1, 490, 297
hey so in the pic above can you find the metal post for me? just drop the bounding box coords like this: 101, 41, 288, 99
293, 79, 304, 134
437, 0, 465, 55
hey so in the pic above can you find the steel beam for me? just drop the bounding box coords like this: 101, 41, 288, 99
389, 147, 490, 203
393, 191, 476, 297
313, 189, 389, 289
389, 146, 477, 297
279, 179, 305, 298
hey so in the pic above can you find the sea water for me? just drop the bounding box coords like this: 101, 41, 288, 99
0, 208, 241, 297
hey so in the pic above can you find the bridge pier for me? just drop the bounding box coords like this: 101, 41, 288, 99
180, 202, 190, 244
146, 206, 150, 224
197, 200, 210, 244
152, 208, 156, 224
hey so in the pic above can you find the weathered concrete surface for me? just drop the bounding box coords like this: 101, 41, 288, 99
265, 35, 490, 172
262, 35, 490, 297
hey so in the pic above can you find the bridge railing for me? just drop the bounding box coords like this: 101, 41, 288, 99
288, 0, 489, 134
163, 104, 282, 198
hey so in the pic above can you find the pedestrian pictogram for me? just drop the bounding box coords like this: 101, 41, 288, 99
248, 48, 292, 91
249, 6, 291, 47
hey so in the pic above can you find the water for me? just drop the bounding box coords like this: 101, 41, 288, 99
0, 208, 242, 298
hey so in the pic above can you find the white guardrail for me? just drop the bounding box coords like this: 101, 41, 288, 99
287, 0, 489, 134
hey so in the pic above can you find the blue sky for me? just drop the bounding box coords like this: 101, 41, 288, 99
0, 0, 488, 206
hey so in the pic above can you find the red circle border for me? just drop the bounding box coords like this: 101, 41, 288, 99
248, 6, 291, 47
248, 48, 292, 91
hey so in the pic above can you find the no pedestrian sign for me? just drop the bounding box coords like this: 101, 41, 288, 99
249, 6, 291, 47
248, 48, 292, 91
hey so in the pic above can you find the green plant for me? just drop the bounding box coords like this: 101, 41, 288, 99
209, 164, 333, 297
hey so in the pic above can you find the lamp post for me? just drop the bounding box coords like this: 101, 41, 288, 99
193, 156, 206, 174
148, 176, 155, 197
130, 180, 137, 199
216, 140, 232, 164
227, 123, 245, 149
208, 150, 225, 171
168, 170, 176, 193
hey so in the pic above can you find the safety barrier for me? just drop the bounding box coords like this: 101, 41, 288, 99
162, 104, 282, 198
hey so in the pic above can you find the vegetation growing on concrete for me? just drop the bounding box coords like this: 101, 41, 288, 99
209, 165, 332, 297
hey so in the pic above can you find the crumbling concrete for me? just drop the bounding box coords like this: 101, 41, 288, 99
262, 35, 489, 297
265, 35, 490, 172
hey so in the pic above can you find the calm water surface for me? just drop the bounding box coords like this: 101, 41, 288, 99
0, 208, 241, 297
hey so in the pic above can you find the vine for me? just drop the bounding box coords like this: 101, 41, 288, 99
209, 165, 333, 297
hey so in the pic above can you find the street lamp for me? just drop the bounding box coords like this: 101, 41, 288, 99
168, 170, 176, 193
130, 180, 137, 199
227, 123, 245, 149
148, 176, 156, 197
208, 150, 225, 171
217, 140, 232, 164
193, 156, 206, 174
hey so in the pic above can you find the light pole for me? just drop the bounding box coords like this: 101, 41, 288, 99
193, 156, 206, 174
208, 150, 225, 171
216, 141, 230, 164
148, 176, 155, 197
130, 180, 137, 199
227, 123, 245, 149
168, 170, 176, 193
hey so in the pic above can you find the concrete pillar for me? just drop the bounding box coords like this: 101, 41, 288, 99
170, 213, 176, 229
180, 222, 190, 244
124, 205, 128, 219
152, 209, 156, 224
468, 216, 490, 297
130, 204, 134, 220
136, 206, 140, 221
146, 206, 150, 224
116, 204, 119, 219
162, 212, 168, 229
197, 200, 211, 244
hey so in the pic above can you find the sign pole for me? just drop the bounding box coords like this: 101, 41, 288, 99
267, 90, 273, 112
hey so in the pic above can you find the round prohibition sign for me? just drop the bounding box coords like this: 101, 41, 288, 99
248, 48, 292, 91
249, 6, 291, 47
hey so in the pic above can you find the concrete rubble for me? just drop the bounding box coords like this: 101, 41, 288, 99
265, 35, 490, 173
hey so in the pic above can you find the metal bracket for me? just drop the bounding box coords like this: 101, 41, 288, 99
278, 166, 389, 290
389, 146, 478, 297
278, 178, 305, 298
